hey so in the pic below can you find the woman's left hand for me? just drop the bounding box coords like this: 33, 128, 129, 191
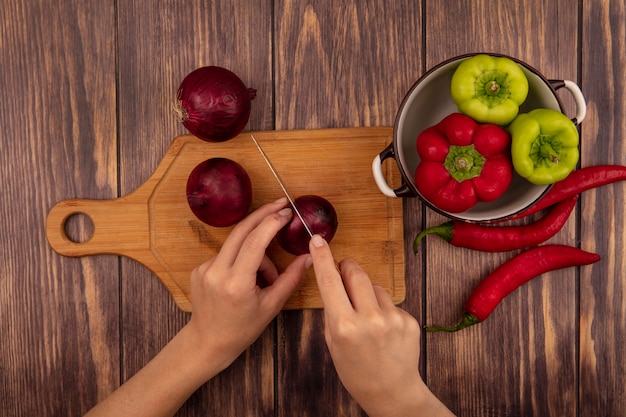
186, 197, 309, 376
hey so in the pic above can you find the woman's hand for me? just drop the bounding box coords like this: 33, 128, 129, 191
186, 198, 309, 376
308, 235, 455, 417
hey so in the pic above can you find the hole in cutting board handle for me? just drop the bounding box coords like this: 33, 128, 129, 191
63, 212, 95, 244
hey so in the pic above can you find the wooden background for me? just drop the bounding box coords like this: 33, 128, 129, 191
1, 0, 624, 416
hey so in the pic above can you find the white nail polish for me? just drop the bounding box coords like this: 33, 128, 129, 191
273, 197, 288, 205
311, 234, 325, 248
278, 207, 292, 217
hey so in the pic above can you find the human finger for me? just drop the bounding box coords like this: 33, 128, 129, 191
338, 259, 379, 313
372, 285, 397, 310
191, 257, 216, 282
309, 234, 352, 316
373, 285, 421, 332
258, 255, 279, 285
216, 198, 289, 266
260, 255, 308, 313
232, 206, 293, 274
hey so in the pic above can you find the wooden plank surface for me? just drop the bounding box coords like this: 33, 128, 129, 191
0, 0, 120, 415
2, 0, 626, 416
579, 1, 626, 415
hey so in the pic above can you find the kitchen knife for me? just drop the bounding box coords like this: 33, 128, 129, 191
250, 135, 314, 238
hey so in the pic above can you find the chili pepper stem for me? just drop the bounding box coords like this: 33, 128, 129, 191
425, 313, 481, 332
413, 222, 454, 253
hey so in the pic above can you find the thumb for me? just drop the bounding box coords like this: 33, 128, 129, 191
261, 254, 308, 312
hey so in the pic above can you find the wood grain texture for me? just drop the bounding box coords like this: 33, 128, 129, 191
579, 0, 626, 415
0, 0, 119, 416
3, 0, 626, 416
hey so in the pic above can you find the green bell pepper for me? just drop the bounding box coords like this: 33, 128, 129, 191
509, 108, 579, 185
451, 54, 529, 126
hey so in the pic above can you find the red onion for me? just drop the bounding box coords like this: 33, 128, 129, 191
186, 158, 252, 227
175, 66, 257, 142
277, 195, 338, 255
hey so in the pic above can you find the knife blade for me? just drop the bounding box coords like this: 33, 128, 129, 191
250, 135, 314, 238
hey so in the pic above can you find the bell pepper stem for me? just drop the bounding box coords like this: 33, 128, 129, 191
413, 222, 454, 253
425, 313, 481, 332
487, 80, 500, 94
444, 144, 486, 182
540, 142, 559, 164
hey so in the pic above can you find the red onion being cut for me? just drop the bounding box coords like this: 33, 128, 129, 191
277, 195, 338, 255
186, 158, 252, 227
175, 66, 257, 142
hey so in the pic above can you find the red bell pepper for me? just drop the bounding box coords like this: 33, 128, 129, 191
414, 113, 513, 213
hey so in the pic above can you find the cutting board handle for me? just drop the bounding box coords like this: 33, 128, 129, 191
46, 197, 148, 257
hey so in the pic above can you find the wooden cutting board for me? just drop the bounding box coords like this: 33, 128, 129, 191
45, 127, 405, 312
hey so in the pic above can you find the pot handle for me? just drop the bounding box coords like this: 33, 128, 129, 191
549, 79, 587, 125
372, 143, 415, 198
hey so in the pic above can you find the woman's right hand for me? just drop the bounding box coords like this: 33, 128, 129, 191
308, 234, 455, 417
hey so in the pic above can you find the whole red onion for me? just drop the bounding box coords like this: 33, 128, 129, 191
277, 195, 338, 255
186, 158, 252, 227
175, 66, 257, 142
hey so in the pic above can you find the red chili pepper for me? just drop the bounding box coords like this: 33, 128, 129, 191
413, 194, 578, 253
426, 245, 601, 332
510, 164, 626, 219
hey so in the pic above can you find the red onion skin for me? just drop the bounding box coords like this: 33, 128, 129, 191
176, 66, 257, 142
277, 195, 338, 255
186, 158, 252, 227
